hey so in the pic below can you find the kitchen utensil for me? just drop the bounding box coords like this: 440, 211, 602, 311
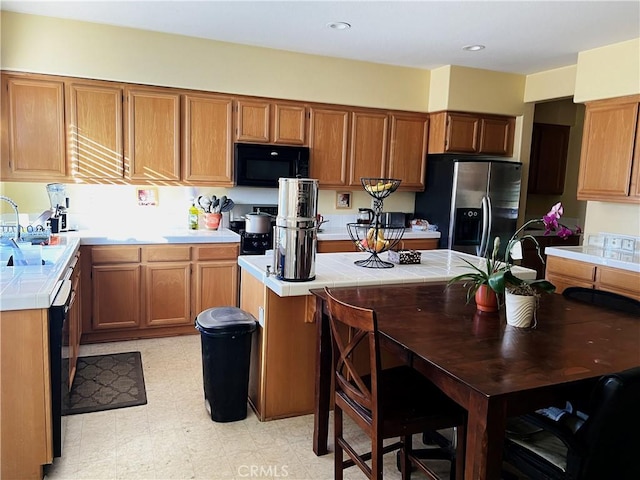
217, 196, 227, 213
211, 197, 220, 213
244, 212, 273, 234
220, 198, 234, 212
198, 195, 212, 212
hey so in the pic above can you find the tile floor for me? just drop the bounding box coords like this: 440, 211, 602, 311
44, 335, 450, 480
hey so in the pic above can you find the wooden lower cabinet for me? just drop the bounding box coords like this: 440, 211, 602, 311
546, 256, 640, 300
1, 309, 53, 480
81, 243, 239, 343
242, 272, 317, 421
317, 237, 438, 253
68, 253, 83, 385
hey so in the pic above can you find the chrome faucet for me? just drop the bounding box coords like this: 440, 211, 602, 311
0, 195, 21, 242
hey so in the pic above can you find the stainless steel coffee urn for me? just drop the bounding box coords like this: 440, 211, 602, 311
273, 178, 319, 281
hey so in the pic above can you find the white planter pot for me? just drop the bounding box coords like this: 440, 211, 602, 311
505, 292, 537, 328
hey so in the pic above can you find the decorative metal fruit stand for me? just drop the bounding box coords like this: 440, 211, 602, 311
347, 178, 405, 268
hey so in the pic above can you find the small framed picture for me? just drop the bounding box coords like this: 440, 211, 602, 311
336, 191, 351, 209
137, 188, 158, 206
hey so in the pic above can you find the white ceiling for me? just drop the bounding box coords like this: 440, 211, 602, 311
3, 0, 639, 75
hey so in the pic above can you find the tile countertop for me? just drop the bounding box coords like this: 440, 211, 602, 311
63, 228, 240, 245
316, 228, 440, 241
0, 237, 81, 311
0, 229, 240, 312
545, 246, 640, 273
239, 249, 536, 297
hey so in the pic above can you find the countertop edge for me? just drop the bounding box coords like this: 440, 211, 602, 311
545, 246, 640, 273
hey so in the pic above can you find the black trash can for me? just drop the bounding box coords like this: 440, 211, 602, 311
195, 307, 257, 422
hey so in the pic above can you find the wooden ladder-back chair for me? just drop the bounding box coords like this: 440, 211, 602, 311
324, 287, 466, 480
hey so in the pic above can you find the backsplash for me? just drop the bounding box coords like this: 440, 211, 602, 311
586, 232, 640, 261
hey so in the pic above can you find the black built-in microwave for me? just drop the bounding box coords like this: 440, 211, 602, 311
234, 143, 310, 188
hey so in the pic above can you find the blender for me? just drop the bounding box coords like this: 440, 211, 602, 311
46, 183, 69, 232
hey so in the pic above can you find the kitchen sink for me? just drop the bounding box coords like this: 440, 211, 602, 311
0, 244, 67, 266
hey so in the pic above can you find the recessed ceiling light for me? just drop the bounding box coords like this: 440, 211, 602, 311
327, 22, 351, 30
462, 44, 486, 52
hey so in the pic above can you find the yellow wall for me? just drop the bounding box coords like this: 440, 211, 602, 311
574, 38, 640, 103
1, 11, 430, 111
427, 65, 526, 116
584, 202, 640, 238
524, 65, 577, 103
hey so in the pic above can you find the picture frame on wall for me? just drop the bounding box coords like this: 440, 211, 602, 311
336, 191, 351, 209
137, 188, 158, 206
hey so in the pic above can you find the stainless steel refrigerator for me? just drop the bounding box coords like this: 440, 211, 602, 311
414, 154, 522, 257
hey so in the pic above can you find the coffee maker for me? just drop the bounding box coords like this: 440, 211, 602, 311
46, 183, 69, 232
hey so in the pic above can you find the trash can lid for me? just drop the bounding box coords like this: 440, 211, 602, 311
195, 307, 257, 334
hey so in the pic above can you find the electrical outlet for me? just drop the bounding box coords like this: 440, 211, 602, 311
606, 237, 622, 250
621, 238, 635, 252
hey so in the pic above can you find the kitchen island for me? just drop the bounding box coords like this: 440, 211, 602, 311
238, 249, 536, 421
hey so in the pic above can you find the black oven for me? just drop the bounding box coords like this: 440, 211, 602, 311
49, 269, 75, 458
234, 143, 309, 188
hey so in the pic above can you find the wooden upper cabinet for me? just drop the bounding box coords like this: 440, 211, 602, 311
348, 110, 388, 186
428, 111, 514, 157
577, 95, 640, 203
272, 103, 306, 145
528, 123, 570, 195
125, 86, 181, 181
478, 116, 515, 155
2, 74, 67, 179
308, 107, 350, 187
68, 81, 124, 179
388, 113, 428, 191
236, 100, 270, 142
182, 93, 233, 185
236, 99, 306, 145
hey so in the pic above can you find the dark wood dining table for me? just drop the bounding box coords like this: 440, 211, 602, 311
310, 282, 640, 480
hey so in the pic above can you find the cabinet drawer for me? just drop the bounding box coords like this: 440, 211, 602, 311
546, 257, 595, 282
91, 246, 140, 264
195, 243, 239, 261
144, 245, 191, 262
597, 267, 640, 297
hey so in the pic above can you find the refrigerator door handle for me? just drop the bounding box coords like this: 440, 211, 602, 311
479, 195, 492, 256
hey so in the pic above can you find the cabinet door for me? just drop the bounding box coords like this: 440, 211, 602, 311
68, 263, 82, 385
126, 86, 180, 181
308, 107, 350, 187
92, 264, 142, 329
479, 116, 514, 156
388, 113, 428, 191
236, 100, 270, 142
182, 93, 233, 184
445, 113, 479, 153
272, 103, 306, 145
194, 260, 239, 313
349, 110, 388, 186
2, 75, 66, 178
309, 108, 349, 187
528, 123, 570, 195
578, 98, 639, 201
145, 263, 191, 327
68, 82, 124, 179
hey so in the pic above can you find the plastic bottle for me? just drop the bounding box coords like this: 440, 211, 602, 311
189, 202, 199, 230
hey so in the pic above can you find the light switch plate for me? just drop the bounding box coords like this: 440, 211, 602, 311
621, 238, 635, 252
606, 237, 622, 250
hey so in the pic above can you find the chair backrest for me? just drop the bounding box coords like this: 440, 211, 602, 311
572, 366, 640, 479
324, 287, 382, 413
562, 287, 640, 316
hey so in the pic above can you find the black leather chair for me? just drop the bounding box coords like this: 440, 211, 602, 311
503, 366, 640, 479
324, 287, 466, 480
562, 287, 640, 315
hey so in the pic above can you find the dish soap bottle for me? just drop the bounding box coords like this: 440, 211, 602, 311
189, 202, 199, 230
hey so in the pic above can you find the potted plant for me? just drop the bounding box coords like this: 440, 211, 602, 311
448, 202, 580, 322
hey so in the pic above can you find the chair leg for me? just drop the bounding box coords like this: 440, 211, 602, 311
335, 405, 344, 480
453, 424, 466, 480
401, 435, 412, 480
372, 433, 384, 480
